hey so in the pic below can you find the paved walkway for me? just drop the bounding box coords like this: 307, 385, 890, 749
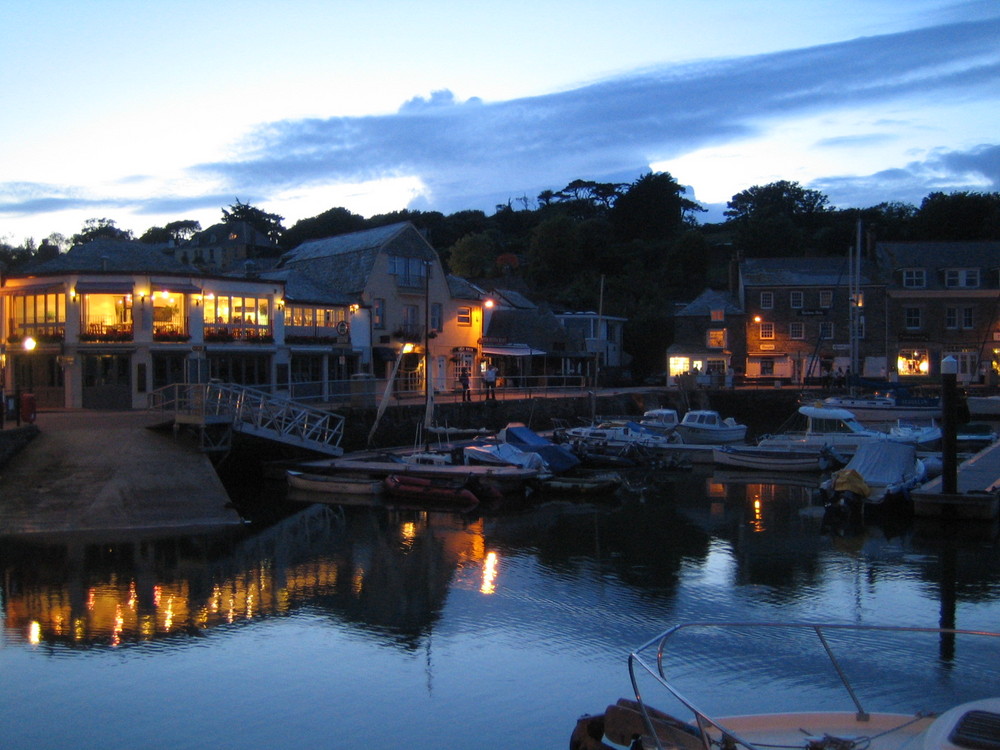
0, 409, 240, 536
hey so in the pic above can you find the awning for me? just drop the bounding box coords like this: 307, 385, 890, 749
150, 279, 202, 294
74, 281, 135, 294
3, 282, 66, 295
482, 344, 546, 357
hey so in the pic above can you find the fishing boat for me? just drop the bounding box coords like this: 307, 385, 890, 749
576, 622, 1000, 750
674, 410, 747, 445
383, 474, 480, 509
286, 470, 384, 495
967, 394, 1000, 417
638, 408, 680, 435
712, 444, 844, 472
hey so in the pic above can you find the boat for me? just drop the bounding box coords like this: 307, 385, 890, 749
758, 404, 937, 453
818, 391, 940, 422
712, 444, 844, 472
286, 470, 384, 495
674, 410, 747, 445
594, 622, 1000, 750
496, 422, 582, 474
638, 408, 680, 435
558, 420, 680, 452
957, 421, 999, 450
537, 471, 622, 497
815, 440, 926, 525
463, 441, 549, 473
967, 394, 1000, 417
383, 474, 480, 509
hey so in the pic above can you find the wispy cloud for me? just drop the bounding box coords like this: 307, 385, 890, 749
2, 14, 998, 227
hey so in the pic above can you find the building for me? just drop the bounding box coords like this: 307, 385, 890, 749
278, 222, 486, 395
739, 256, 886, 384
876, 241, 1000, 384
2, 239, 290, 410
666, 288, 745, 385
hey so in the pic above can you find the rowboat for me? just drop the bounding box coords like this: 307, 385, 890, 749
537, 472, 622, 496
286, 470, 384, 495
712, 444, 843, 472
383, 474, 480, 510
576, 622, 1000, 750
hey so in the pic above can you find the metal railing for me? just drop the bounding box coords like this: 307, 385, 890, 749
628, 622, 1000, 750
149, 382, 346, 455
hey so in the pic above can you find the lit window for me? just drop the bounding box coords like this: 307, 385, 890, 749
759, 322, 774, 340
710, 308, 724, 321
707, 329, 727, 348
373, 298, 385, 329
457, 306, 472, 326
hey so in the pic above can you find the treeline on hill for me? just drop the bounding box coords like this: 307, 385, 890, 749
3, 177, 1000, 378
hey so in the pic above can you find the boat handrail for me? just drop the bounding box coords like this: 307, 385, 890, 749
628, 621, 1000, 750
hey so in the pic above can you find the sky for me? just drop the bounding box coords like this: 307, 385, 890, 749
2, 0, 999, 246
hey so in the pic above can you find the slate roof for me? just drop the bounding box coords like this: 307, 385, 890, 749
20, 239, 199, 275
740, 257, 877, 286
487, 306, 585, 353
875, 242, 1000, 274
674, 288, 743, 317
280, 222, 436, 295
259, 269, 353, 306
447, 274, 484, 300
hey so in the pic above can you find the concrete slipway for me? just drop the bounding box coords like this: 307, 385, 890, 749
0, 410, 240, 535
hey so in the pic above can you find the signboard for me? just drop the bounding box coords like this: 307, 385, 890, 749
452, 346, 477, 353
798, 309, 828, 316
760, 343, 775, 351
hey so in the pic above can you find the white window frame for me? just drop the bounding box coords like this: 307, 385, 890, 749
759, 322, 775, 340
789, 321, 805, 339
760, 291, 773, 310
789, 291, 803, 309
819, 290, 833, 308
945, 269, 980, 288
819, 321, 834, 340
904, 307, 922, 330
902, 269, 926, 288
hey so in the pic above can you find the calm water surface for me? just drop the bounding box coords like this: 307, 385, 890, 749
3, 467, 1000, 749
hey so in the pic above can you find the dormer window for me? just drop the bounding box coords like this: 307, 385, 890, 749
902, 269, 926, 288
945, 269, 980, 288
710, 308, 724, 321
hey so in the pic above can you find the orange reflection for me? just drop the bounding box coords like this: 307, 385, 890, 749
480, 551, 498, 594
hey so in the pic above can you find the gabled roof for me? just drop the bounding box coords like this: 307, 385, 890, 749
186, 220, 279, 250
447, 274, 483, 300
20, 239, 198, 275
279, 222, 436, 295
489, 288, 537, 310
740, 257, 876, 286
676, 288, 743, 317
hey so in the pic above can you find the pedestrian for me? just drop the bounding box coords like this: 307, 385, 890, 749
483, 364, 498, 400
459, 369, 471, 402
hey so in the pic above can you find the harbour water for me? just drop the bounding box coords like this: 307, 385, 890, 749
3, 465, 1000, 749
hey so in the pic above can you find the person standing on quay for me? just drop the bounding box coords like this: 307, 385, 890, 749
483, 364, 498, 400
459, 369, 471, 402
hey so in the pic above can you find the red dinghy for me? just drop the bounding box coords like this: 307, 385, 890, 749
383, 474, 480, 510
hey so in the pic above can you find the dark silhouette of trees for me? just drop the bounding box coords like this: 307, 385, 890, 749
222, 199, 285, 244
140, 220, 202, 245
71, 218, 134, 246
725, 180, 831, 256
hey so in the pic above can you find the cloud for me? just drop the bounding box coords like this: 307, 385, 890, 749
1, 13, 998, 230
812, 143, 1000, 208
194, 16, 1000, 211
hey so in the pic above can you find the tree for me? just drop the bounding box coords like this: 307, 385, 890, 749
447, 232, 499, 277
912, 191, 1000, 241
610, 172, 703, 242
71, 218, 133, 246
724, 181, 831, 256
222, 199, 285, 244
282, 207, 366, 249
140, 220, 202, 245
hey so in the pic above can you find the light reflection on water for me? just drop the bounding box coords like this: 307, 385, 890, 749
2, 468, 1000, 749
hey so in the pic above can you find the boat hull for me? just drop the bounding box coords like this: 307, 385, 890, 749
675, 424, 747, 444
712, 446, 834, 471
286, 470, 384, 495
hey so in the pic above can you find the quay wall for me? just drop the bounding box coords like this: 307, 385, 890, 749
334, 388, 803, 452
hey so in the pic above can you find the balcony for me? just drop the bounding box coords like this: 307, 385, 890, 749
80, 321, 133, 343
6, 324, 65, 345
204, 324, 274, 343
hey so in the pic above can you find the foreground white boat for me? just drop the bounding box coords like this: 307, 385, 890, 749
613, 622, 1000, 750
712, 444, 844, 472
820, 392, 940, 422
759, 404, 938, 453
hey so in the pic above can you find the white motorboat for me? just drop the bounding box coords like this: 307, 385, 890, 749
607, 622, 1000, 750
758, 404, 937, 453
819, 392, 940, 422
559, 420, 679, 451
712, 444, 844, 472
674, 410, 747, 445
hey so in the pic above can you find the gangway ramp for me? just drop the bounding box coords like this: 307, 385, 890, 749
149, 383, 346, 456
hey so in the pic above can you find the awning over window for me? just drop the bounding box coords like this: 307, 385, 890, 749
74, 281, 135, 294
481, 344, 546, 356
150, 279, 202, 294
4, 282, 66, 295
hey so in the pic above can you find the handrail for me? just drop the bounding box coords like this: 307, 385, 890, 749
148, 382, 346, 455
628, 622, 1000, 750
